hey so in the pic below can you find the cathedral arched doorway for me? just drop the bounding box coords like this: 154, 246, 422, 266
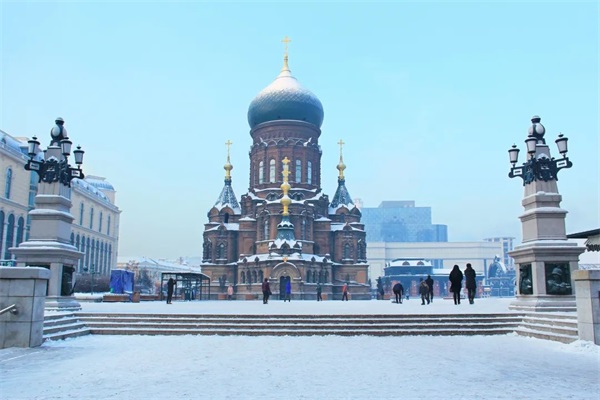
279, 275, 291, 300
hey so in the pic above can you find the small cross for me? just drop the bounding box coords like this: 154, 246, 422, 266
338, 139, 345, 154
225, 140, 232, 157
281, 36, 292, 57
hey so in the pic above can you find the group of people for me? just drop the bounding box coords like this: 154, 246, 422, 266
169, 264, 478, 305
449, 263, 477, 305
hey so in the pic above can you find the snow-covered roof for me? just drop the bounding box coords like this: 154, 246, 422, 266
239, 252, 327, 263
213, 179, 241, 214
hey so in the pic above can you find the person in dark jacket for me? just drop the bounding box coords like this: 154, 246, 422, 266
392, 282, 404, 304
166, 278, 175, 304
449, 265, 464, 305
419, 278, 430, 305
425, 275, 434, 303
341, 283, 349, 301
262, 278, 271, 304
316, 283, 323, 301
464, 263, 477, 304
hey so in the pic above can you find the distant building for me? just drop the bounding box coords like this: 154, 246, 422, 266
368, 241, 502, 284
361, 201, 448, 242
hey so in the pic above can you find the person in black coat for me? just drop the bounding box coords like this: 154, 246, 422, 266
392, 282, 404, 304
425, 275, 434, 303
166, 278, 175, 304
262, 278, 271, 304
449, 265, 463, 305
419, 278, 430, 305
464, 263, 477, 304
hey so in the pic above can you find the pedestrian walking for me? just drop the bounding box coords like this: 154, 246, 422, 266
316, 283, 323, 301
227, 284, 234, 300
341, 283, 349, 301
419, 278, 430, 305
449, 265, 464, 305
392, 282, 404, 304
166, 277, 175, 304
262, 278, 271, 304
464, 263, 477, 304
425, 274, 434, 303
284, 279, 291, 302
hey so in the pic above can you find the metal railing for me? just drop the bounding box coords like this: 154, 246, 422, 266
0, 304, 18, 316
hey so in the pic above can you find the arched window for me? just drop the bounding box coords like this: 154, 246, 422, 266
107, 216, 111, 236
99, 242, 104, 275
16, 217, 24, 246
79, 203, 84, 225
301, 219, 307, 240
4, 168, 12, 199
343, 243, 351, 259
223, 213, 229, 223
402, 261, 410, 266
241, 271, 246, 284
89, 208, 94, 230
269, 159, 276, 183
217, 243, 225, 259
252, 270, 258, 283
263, 219, 270, 240
258, 270, 264, 282
99, 212, 103, 233
70, 232, 75, 245
306, 270, 311, 283
417, 261, 424, 266
307, 161, 312, 184
295, 160, 302, 183
4, 214, 15, 259
258, 161, 264, 184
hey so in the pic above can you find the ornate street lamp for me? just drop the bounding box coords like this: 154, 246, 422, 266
508, 115, 572, 184
24, 118, 85, 186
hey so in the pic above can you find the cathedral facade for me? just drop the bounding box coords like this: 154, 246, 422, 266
200, 50, 370, 300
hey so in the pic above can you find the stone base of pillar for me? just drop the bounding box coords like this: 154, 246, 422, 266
509, 295, 576, 312
45, 296, 82, 312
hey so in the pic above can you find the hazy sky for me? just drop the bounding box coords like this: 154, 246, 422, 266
1, 1, 598, 260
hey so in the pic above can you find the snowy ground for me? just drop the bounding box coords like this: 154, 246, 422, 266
0, 298, 598, 400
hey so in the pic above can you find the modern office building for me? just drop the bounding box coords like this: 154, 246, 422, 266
360, 201, 448, 242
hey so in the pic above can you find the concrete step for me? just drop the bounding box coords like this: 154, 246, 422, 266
44, 327, 91, 341
44, 321, 89, 335
89, 327, 516, 337
515, 328, 578, 344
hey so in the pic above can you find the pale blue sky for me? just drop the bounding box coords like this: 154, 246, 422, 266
1, 1, 598, 259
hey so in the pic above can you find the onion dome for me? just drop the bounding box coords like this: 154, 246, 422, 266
247, 55, 324, 129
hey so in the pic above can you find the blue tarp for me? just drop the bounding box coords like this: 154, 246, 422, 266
110, 269, 135, 294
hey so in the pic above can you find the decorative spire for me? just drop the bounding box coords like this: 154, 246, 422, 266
329, 140, 355, 213
281, 35, 291, 72
224, 140, 233, 180
213, 140, 241, 214
337, 139, 346, 180
275, 157, 296, 242
280, 157, 291, 216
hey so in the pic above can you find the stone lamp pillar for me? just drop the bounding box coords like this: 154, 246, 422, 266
507, 116, 585, 311
10, 118, 85, 311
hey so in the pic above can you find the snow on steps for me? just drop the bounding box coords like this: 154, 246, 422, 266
515, 312, 579, 344
76, 313, 521, 337
43, 312, 91, 341
43, 312, 579, 343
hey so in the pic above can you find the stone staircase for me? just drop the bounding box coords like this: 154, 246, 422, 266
75, 313, 522, 337
43, 312, 91, 341
43, 312, 579, 343
515, 312, 579, 343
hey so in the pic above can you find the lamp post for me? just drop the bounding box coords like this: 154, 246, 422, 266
506, 115, 584, 312
24, 118, 85, 186
508, 116, 572, 185
9, 118, 87, 311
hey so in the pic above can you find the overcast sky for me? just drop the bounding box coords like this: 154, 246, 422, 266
1, 1, 598, 259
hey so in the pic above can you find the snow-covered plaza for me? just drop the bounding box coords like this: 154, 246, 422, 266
1, 298, 598, 400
